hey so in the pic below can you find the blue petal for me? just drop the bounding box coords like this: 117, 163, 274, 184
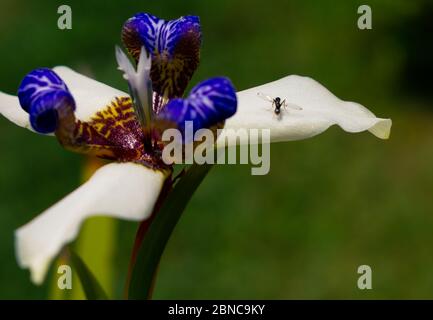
122, 13, 201, 99
158, 77, 237, 136
17, 68, 75, 133
123, 13, 200, 57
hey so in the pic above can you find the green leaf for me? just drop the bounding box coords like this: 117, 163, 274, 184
69, 249, 109, 300
128, 163, 213, 299
71, 217, 117, 299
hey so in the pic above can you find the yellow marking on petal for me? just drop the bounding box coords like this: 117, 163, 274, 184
56, 97, 145, 161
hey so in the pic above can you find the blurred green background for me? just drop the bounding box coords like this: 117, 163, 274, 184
1, 0, 432, 299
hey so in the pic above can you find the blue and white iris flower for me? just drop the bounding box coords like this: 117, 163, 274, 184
0, 13, 391, 284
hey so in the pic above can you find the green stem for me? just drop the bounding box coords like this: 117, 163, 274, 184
127, 163, 213, 299
124, 174, 173, 299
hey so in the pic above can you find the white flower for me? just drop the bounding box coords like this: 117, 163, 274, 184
0, 12, 391, 286
0, 67, 391, 284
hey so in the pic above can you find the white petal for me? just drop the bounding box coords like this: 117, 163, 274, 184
0, 67, 128, 131
0, 92, 32, 129
115, 46, 152, 126
15, 162, 167, 284
115, 46, 137, 82
217, 75, 391, 146
53, 66, 128, 122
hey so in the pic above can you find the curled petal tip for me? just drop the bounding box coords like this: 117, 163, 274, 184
221, 75, 392, 145
17, 68, 75, 134
369, 118, 392, 139
157, 76, 237, 140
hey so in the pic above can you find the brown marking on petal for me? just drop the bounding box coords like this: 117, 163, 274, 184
151, 29, 201, 104
55, 97, 169, 169
121, 17, 201, 109
121, 23, 142, 62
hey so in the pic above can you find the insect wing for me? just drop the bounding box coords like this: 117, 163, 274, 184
281, 99, 302, 111
285, 102, 303, 111
257, 92, 274, 103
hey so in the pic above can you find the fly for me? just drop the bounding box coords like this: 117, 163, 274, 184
257, 92, 302, 116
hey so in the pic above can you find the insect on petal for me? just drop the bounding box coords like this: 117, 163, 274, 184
217, 75, 392, 146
